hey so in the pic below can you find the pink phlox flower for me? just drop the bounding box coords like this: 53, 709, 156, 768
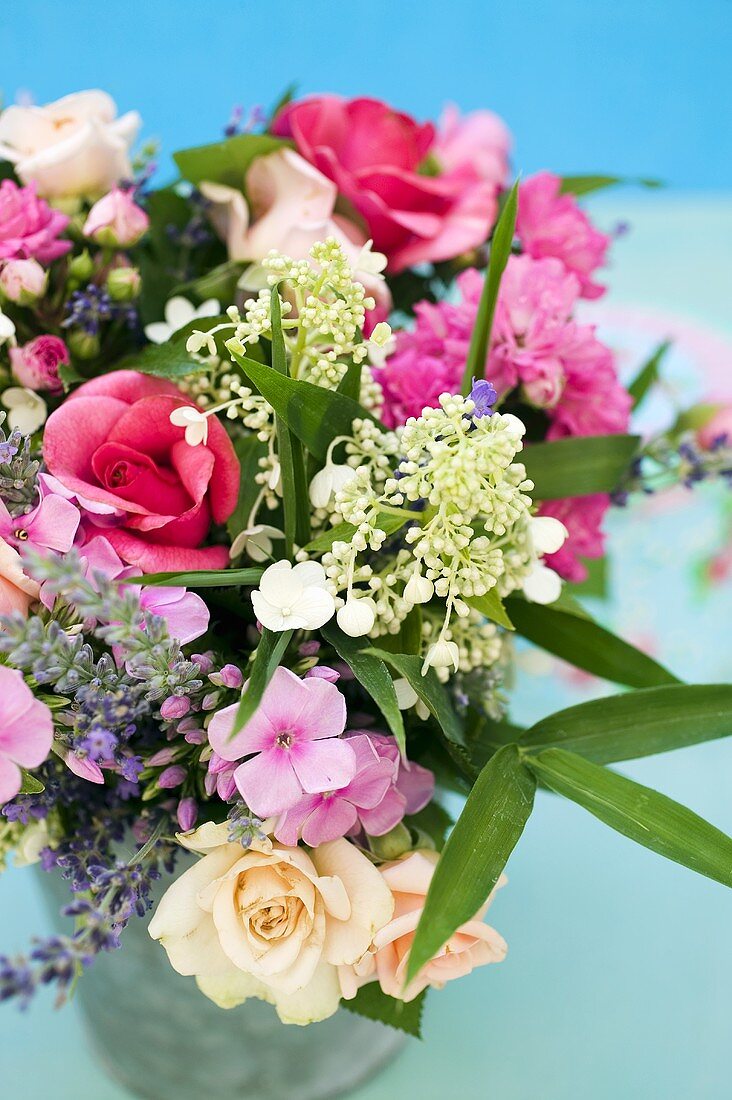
0, 666, 54, 804
0, 491, 80, 556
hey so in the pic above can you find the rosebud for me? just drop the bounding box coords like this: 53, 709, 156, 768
9, 335, 68, 394
0, 258, 47, 305
83, 187, 149, 248
67, 329, 100, 360
176, 797, 198, 832
158, 765, 187, 790
106, 266, 141, 302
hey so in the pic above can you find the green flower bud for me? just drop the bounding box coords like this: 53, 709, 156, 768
107, 266, 141, 302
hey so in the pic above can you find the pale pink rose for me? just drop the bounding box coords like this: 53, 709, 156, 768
83, 187, 149, 247
10, 335, 68, 393
148, 822, 394, 1025
0, 666, 54, 804
0, 90, 140, 199
697, 405, 732, 450
0, 258, 47, 304
0, 179, 70, 263
273, 95, 500, 273
433, 103, 512, 186
340, 850, 507, 1003
517, 172, 611, 299
0, 536, 40, 618
200, 149, 391, 314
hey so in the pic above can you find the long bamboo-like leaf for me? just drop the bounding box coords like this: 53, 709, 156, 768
269, 287, 310, 554
126, 568, 264, 588
522, 434, 640, 499
321, 625, 405, 753
627, 340, 671, 410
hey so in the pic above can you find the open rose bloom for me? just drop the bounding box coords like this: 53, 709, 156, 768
0, 83, 728, 1075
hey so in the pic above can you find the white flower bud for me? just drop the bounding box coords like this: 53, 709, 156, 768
403, 572, 434, 605
309, 463, 355, 509
336, 596, 376, 638
530, 515, 569, 556
423, 639, 460, 673
523, 563, 562, 605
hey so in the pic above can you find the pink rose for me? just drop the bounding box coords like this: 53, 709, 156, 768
42, 370, 240, 572
517, 172, 611, 299
0, 257, 47, 304
0, 666, 54, 805
433, 103, 512, 186
83, 187, 149, 247
273, 95, 500, 273
339, 850, 507, 1003
10, 335, 68, 393
0, 536, 40, 618
0, 179, 70, 264
697, 405, 732, 450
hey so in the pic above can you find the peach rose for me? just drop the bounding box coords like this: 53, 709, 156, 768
340, 850, 507, 1003
0, 536, 40, 617
148, 822, 394, 1025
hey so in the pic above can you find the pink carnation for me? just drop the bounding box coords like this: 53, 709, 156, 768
538, 495, 610, 582
516, 171, 611, 299
10, 335, 69, 393
0, 179, 71, 265
433, 104, 511, 187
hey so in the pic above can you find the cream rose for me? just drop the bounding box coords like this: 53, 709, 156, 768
0, 91, 140, 200
0, 536, 40, 617
148, 822, 394, 1025
339, 850, 508, 1003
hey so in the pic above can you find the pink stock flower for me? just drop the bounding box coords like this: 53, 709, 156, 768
273, 95, 500, 273
10, 335, 69, 393
42, 370, 240, 572
207, 666, 356, 818
82, 187, 149, 247
538, 495, 610, 582
433, 104, 511, 187
0, 179, 71, 264
516, 171, 611, 299
0, 666, 54, 804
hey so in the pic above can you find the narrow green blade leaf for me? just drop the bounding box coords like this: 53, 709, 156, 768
269, 287, 310, 552
227, 434, 268, 542
522, 434, 640, 499
526, 748, 732, 888
559, 174, 663, 196
125, 568, 263, 588
174, 133, 285, 187
506, 596, 678, 689
302, 512, 408, 554
466, 589, 514, 630
407, 745, 536, 983
19, 769, 45, 795
321, 624, 405, 753
628, 340, 671, 410
230, 629, 293, 736
461, 181, 519, 394
342, 983, 426, 1038
229, 347, 383, 462
521, 683, 732, 764
336, 359, 363, 402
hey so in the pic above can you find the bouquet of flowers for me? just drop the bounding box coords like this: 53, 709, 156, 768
0, 88, 730, 1038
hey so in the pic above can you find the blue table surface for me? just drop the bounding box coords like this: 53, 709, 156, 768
1, 195, 732, 1098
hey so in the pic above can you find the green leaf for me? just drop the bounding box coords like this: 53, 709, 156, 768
461, 181, 519, 394
336, 359, 363, 402
559, 174, 663, 196
522, 434, 640, 499
302, 512, 408, 554
230, 629, 293, 737
570, 556, 608, 599
526, 748, 732, 888
19, 769, 45, 795
128, 567, 263, 588
126, 339, 208, 381
229, 346, 383, 461
342, 983, 426, 1037
407, 801, 454, 851
368, 650, 470, 769
466, 589, 514, 630
520, 683, 732, 764
373, 606, 423, 656
407, 744, 536, 982
628, 341, 671, 410
174, 133, 286, 187
57, 361, 84, 393
227, 434, 269, 542
269, 287, 310, 552
321, 624, 405, 753
506, 595, 678, 689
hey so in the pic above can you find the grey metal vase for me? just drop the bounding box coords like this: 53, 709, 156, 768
39, 866, 408, 1100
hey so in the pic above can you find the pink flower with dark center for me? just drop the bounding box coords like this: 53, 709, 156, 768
0, 666, 54, 805
207, 666, 356, 818
0, 492, 80, 556
517, 171, 611, 299
0, 179, 71, 264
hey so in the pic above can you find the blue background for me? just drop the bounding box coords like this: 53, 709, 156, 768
1, 3, 732, 1098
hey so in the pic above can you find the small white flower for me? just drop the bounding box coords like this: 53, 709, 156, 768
144, 296, 220, 344
169, 405, 209, 446
423, 639, 460, 674
336, 595, 376, 638
403, 572, 434, 605
309, 463, 356, 509
369, 321, 392, 348
230, 524, 284, 563
2, 387, 47, 434
523, 562, 562, 605
0, 309, 16, 348
393, 677, 430, 720
354, 240, 388, 276
186, 329, 218, 357
252, 560, 336, 632
530, 515, 568, 556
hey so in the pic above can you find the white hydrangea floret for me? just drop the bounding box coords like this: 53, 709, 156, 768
252, 560, 335, 632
